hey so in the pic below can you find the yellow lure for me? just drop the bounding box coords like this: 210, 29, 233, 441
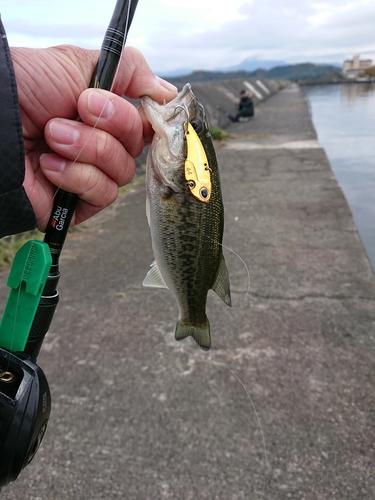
184, 122, 211, 203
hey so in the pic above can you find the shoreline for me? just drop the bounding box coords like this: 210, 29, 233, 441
299, 78, 375, 85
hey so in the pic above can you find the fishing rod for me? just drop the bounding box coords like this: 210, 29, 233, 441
0, 0, 139, 488
25, 0, 139, 361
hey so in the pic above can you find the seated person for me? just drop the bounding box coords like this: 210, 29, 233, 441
228, 90, 254, 122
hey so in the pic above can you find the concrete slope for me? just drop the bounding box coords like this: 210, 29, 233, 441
187, 77, 280, 128
1, 84, 375, 500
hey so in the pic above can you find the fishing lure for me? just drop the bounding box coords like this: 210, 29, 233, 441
184, 121, 212, 203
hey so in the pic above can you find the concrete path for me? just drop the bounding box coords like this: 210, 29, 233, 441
2, 84, 375, 499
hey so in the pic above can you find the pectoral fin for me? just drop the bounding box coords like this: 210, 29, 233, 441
143, 261, 169, 289
212, 255, 232, 307
145, 196, 151, 227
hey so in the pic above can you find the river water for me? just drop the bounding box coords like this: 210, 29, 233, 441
303, 83, 375, 273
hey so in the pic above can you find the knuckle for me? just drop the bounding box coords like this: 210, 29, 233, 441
94, 130, 113, 165
94, 177, 118, 208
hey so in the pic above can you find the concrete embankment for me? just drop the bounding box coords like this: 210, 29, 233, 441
186, 77, 281, 128
1, 84, 375, 499
134, 77, 281, 172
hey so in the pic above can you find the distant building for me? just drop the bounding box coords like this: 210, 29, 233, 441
342, 55, 372, 78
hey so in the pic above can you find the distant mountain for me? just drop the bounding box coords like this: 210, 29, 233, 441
160, 58, 286, 77
225, 58, 287, 72
161, 63, 342, 85
161, 69, 258, 85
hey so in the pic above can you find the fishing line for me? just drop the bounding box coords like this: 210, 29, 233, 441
53, 108, 111, 197
205, 235, 251, 309
195, 345, 270, 495
219, 240, 251, 309
201, 235, 268, 489
51, 3, 138, 196
175, 232, 266, 488
46, 0, 140, 207
224, 362, 269, 473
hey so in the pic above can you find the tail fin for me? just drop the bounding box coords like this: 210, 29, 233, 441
175, 320, 211, 351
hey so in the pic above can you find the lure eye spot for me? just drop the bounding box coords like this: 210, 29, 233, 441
200, 188, 209, 199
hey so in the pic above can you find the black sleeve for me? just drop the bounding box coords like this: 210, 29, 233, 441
0, 17, 36, 239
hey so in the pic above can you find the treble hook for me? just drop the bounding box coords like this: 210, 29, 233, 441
166, 104, 190, 127
174, 104, 189, 122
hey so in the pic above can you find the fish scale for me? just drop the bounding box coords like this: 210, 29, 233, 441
142, 84, 231, 351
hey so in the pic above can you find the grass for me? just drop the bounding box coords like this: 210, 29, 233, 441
210, 126, 230, 141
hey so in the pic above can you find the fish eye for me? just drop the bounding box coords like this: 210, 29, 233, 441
191, 119, 203, 134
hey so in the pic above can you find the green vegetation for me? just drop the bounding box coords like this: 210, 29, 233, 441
262, 63, 341, 81
364, 67, 375, 77
210, 126, 230, 140
118, 174, 144, 194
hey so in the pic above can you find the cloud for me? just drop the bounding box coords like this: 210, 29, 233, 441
3, 0, 375, 73
5, 19, 104, 40
143, 0, 375, 71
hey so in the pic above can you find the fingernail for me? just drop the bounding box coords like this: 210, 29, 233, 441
50, 121, 80, 145
40, 154, 67, 172
88, 90, 115, 118
155, 76, 178, 92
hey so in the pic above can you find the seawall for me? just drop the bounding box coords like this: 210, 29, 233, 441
188, 77, 281, 128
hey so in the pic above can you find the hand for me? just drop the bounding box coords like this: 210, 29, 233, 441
10, 45, 177, 230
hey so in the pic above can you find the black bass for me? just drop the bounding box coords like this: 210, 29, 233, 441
142, 83, 231, 351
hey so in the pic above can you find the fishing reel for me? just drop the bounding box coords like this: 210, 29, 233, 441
0, 348, 51, 488
0, 239, 56, 488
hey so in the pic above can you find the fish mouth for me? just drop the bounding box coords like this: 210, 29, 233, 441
164, 84, 203, 124
142, 83, 210, 192
142, 83, 206, 130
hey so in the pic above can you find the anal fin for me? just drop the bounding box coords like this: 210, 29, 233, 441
143, 261, 169, 289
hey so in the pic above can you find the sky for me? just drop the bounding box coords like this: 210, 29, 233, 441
2, 0, 374, 75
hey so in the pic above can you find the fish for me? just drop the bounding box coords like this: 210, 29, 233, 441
142, 83, 231, 351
